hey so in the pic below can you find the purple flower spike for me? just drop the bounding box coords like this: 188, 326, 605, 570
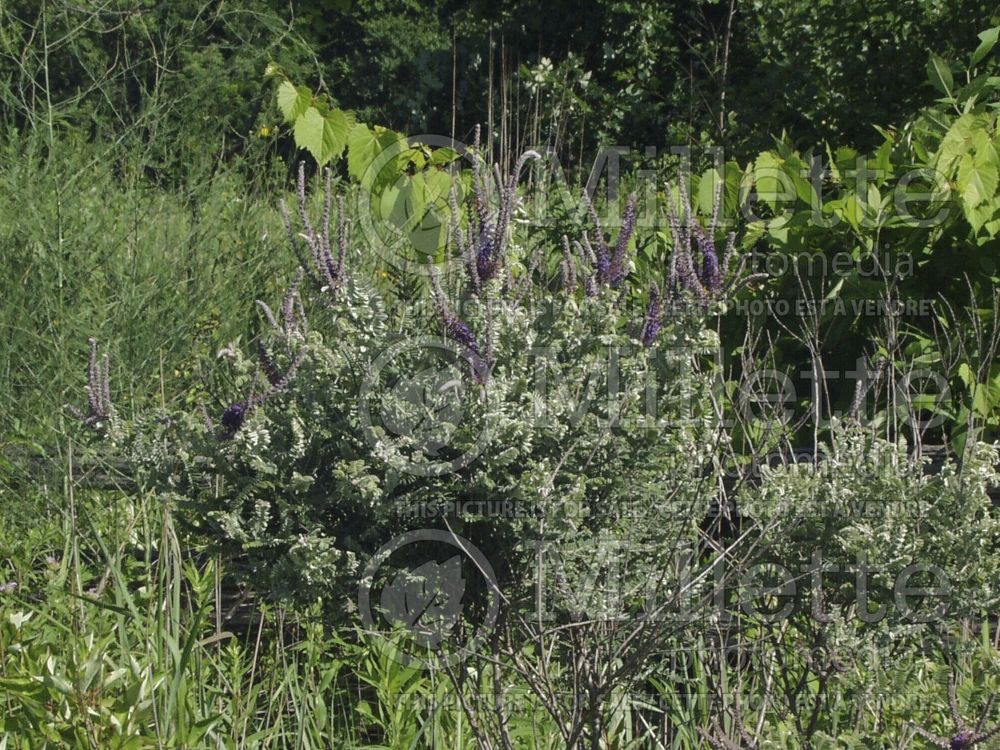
910, 673, 1000, 749
459, 126, 540, 295
580, 190, 637, 290
429, 268, 481, 356
582, 191, 611, 284
697, 228, 723, 294
560, 235, 577, 292
281, 163, 347, 301
67, 338, 114, 431
476, 229, 498, 284
442, 309, 481, 356
594, 246, 610, 282
608, 193, 637, 289
428, 265, 490, 383
257, 341, 281, 386
640, 284, 663, 348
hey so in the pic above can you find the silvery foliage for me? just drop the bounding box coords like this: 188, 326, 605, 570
94, 167, 731, 610
741, 425, 1000, 630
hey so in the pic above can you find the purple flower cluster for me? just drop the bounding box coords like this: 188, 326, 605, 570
664, 175, 757, 304
429, 266, 493, 383
580, 191, 638, 291
910, 674, 1000, 750
257, 340, 282, 386
695, 227, 723, 295
608, 195, 637, 288
640, 283, 663, 348
221, 402, 246, 432
559, 235, 578, 292
217, 348, 308, 437
442, 310, 481, 356
475, 227, 498, 286
453, 125, 540, 294
429, 268, 481, 356
66, 338, 114, 431
281, 163, 348, 301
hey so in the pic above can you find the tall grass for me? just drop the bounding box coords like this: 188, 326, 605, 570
0, 441, 390, 747
3, 462, 997, 749
0, 134, 294, 443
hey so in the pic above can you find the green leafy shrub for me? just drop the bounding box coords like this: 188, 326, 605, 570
100, 153, 733, 610
62, 140, 1000, 748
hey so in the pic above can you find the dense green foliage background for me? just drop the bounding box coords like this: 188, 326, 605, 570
3, 3, 1000, 747
4, 0, 999, 173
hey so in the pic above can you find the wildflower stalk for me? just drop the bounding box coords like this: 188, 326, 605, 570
281, 162, 348, 301
66, 338, 115, 433
461, 125, 540, 295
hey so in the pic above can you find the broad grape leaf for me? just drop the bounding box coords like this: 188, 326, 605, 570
935, 114, 986, 177
754, 152, 795, 212
347, 123, 407, 186
958, 151, 998, 209
294, 106, 354, 165
276, 81, 311, 124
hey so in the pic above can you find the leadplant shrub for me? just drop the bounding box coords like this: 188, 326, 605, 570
120, 181, 705, 591
66, 145, 760, 615
66, 148, 1000, 747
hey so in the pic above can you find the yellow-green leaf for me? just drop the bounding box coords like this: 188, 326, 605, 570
277, 81, 312, 124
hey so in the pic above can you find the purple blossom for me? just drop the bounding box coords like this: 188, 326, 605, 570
429, 269, 481, 356
442, 309, 481, 356
282, 268, 306, 334
608, 193, 638, 288
664, 175, 767, 306
216, 349, 307, 437
560, 235, 577, 292
640, 284, 663, 348
582, 193, 611, 284
429, 266, 492, 383
281, 163, 347, 301
910, 673, 1000, 749
581, 191, 637, 289
0, 581, 17, 594
66, 338, 114, 431
249, 350, 307, 406
461, 127, 540, 293
475, 229, 498, 284
221, 403, 246, 432
257, 341, 281, 386
696, 228, 723, 294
